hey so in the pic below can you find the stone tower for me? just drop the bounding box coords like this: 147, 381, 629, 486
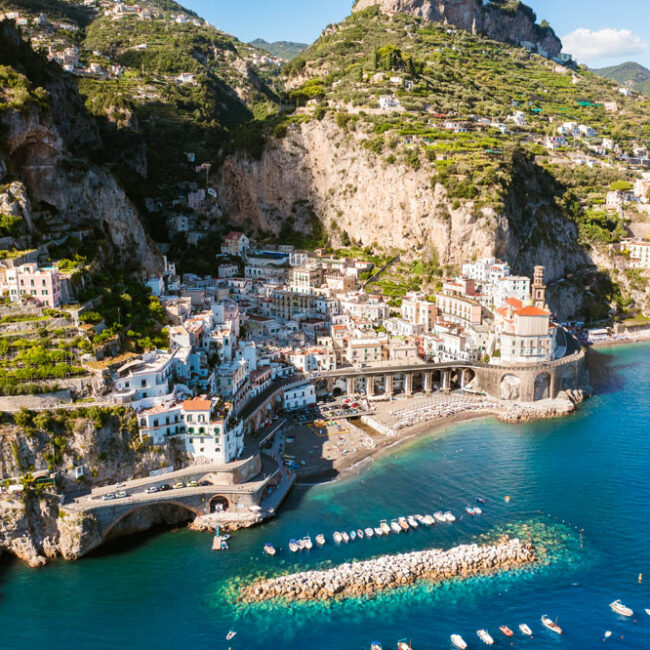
532, 265, 547, 309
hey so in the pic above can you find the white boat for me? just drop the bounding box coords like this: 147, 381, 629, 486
380, 521, 391, 535
610, 600, 634, 617
375, 526, 384, 536
357, 529, 364, 539
350, 531, 357, 541
333, 531, 342, 544
397, 642, 412, 650
398, 517, 410, 531
407, 516, 419, 528
519, 623, 532, 636
263, 543, 276, 556
646, 608, 650, 616
371, 643, 383, 650
289, 539, 300, 552
450, 634, 467, 649
315, 534, 326, 546
444, 511, 456, 522
541, 615, 562, 635
465, 506, 476, 516
605, 631, 612, 639
365, 527, 374, 538
226, 631, 236, 641
477, 629, 494, 645
415, 514, 426, 524
302, 536, 313, 550
434, 511, 446, 522
341, 531, 350, 543
474, 506, 482, 515
423, 514, 436, 525
390, 520, 402, 534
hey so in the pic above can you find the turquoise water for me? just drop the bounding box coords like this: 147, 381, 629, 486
2, 343, 650, 649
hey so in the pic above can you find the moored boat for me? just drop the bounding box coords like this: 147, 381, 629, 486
390, 520, 402, 534
315, 534, 326, 546
519, 623, 533, 636
499, 625, 513, 637
370, 642, 382, 650
646, 608, 650, 616
423, 514, 436, 525
350, 531, 357, 541
341, 531, 350, 543
610, 600, 634, 617
477, 629, 494, 645
541, 615, 562, 635
365, 527, 374, 538
302, 536, 313, 550
407, 516, 419, 528
433, 511, 446, 522
333, 531, 342, 544
465, 506, 476, 516
450, 634, 467, 649
443, 511, 456, 522
396, 641, 412, 650
357, 529, 365, 539
263, 543, 276, 556
226, 631, 236, 641
476, 497, 486, 504
474, 507, 482, 515
289, 539, 300, 553
380, 520, 391, 535
398, 517, 410, 531
375, 526, 384, 536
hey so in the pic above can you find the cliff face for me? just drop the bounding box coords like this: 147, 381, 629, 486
218, 118, 591, 311
352, 0, 562, 57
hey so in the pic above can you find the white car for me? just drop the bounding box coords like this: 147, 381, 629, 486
145, 486, 158, 494
115, 491, 128, 499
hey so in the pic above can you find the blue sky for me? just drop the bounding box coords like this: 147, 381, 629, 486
184, 0, 650, 69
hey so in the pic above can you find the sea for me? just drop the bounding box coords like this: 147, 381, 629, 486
1, 343, 650, 649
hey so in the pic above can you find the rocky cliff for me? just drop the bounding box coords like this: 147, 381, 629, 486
218, 118, 591, 305
352, 0, 561, 57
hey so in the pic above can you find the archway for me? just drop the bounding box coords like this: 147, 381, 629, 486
102, 501, 201, 540
500, 374, 521, 400
461, 368, 477, 390
534, 372, 551, 401
210, 495, 230, 513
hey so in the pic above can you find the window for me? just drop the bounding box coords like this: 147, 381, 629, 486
141, 379, 147, 387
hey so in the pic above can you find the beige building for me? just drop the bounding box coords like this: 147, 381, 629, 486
401, 293, 438, 332
435, 293, 482, 325
346, 336, 387, 366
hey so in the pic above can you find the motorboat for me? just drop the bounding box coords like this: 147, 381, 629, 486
433, 511, 446, 522
375, 526, 384, 536
423, 514, 436, 526
646, 608, 650, 616
365, 527, 374, 538
519, 624, 533, 636
450, 634, 467, 649
499, 626, 513, 637
350, 531, 357, 541
407, 516, 419, 528
465, 506, 476, 516
390, 520, 402, 534
477, 629, 494, 645
605, 631, 612, 639
302, 536, 313, 550
380, 520, 391, 535
315, 534, 326, 546
610, 600, 634, 617
357, 529, 365, 539
398, 517, 410, 531
476, 497, 486, 504
370, 643, 383, 650
415, 514, 426, 524
341, 531, 350, 543
226, 631, 236, 641
474, 507, 482, 515
333, 531, 343, 544
263, 543, 276, 556
289, 539, 300, 553
397, 642, 412, 650
443, 511, 456, 522
541, 615, 562, 635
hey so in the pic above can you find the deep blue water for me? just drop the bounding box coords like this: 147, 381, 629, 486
2, 343, 650, 649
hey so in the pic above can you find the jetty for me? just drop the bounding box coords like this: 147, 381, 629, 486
242, 537, 536, 602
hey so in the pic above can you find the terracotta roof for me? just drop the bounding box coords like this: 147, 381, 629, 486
225, 231, 245, 241
516, 306, 549, 317
505, 297, 523, 309
182, 397, 212, 411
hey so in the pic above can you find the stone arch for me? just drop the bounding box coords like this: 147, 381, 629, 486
500, 373, 521, 400
534, 372, 551, 401
461, 368, 477, 389
209, 495, 230, 513
102, 501, 201, 540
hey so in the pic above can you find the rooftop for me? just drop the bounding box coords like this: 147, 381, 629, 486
182, 397, 213, 411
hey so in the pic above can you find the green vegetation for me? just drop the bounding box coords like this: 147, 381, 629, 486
594, 61, 650, 98
249, 39, 308, 60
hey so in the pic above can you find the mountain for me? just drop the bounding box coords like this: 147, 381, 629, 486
249, 39, 308, 61
352, 0, 562, 58
593, 61, 650, 98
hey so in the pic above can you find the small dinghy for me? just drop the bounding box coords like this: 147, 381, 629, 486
357, 529, 365, 539
423, 514, 436, 525
476, 497, 486, 504
407, 516, 419, 528
610, 600, 634, 617
499, 625, 513, 637
541, 615, 562, 635
390, 520, 402, 534
450, 634, 467, 649
604, 631, 612, 639
443, 511, 456, 522
477, 629, 494, 645
433, 511, 446, 522
519, 623, 533, 636
646, 608, 650, 616
226, 631, 236, 641
465, 506, 476, 516
375, 526, 384, 536
333, 531, 342, 544
474, 507, 482, 515
415, 514, 426, 524
349, 531, 357, 541
315, 534, 326, 546
341, 531, 350, 543
397, 642, 412, 650
289, 539, 300, 553
380, 520, 391, 535
370, 642, 383, 650
263, 543, 276, 556
365, 527, 374, 538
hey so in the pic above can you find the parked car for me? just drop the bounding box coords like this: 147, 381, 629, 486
102, 493, 116, 501
115, 482, 126, 488
173, 482, 185, 489
115, 491, 128, 499
159, 484, 171, 492
187, 480, 198, 488
197, 480, 210, 487
145, 486, 158, 494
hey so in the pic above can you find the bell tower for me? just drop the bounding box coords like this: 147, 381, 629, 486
532, 265, 547, 309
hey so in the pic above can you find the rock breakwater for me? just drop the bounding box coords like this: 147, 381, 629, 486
242, 537, 536, 602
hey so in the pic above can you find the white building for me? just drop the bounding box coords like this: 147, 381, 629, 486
114, 350, 177, 401
620, 238, 650, 269
493, 276, 531, 309
283, 382, 316, 411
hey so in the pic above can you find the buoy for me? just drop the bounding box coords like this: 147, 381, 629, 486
639, 572, 643, 584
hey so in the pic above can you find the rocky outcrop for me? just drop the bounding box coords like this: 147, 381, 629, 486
242, 536, 536, 602
352, 0, 561, 57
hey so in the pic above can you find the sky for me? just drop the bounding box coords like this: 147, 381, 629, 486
183, 0, 650, 70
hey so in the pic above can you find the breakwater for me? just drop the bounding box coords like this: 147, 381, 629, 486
242, 537, 536, 602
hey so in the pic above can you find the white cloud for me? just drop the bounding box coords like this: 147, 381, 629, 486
562, 28, 648, 63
